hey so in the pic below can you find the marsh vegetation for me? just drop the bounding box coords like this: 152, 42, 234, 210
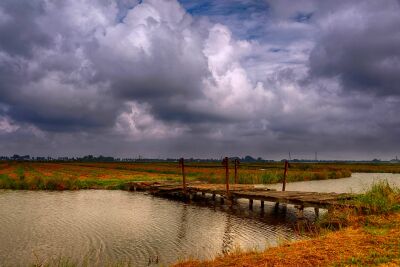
0, 161, 366, 190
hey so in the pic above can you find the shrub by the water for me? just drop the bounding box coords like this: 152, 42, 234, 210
355, 180, 400, 214
318, 181, 400, 230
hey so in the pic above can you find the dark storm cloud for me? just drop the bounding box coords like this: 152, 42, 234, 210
309, 0, 400, 96
0, 1, 51, 58
0, 0, 220, 132
150, 101, 235, 124
0, 1, 118, 131
0, 53, 122, 132
0, 0, 399, 159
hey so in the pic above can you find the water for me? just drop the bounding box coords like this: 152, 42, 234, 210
1, 172, 399, 266
265, 172, 400, 193
0, 190, 296, 266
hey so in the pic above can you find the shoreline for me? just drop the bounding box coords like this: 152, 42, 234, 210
174, 181, 400, 266
174, 212, 400, 267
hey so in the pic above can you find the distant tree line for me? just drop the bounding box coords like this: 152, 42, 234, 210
0, 154, 398, 163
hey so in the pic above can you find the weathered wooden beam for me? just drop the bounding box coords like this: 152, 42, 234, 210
179, 158, 186, 194
132, 181, 358, 210
282, 160, 289, 191
234, 159, 240, 184
222, 157, 230, 196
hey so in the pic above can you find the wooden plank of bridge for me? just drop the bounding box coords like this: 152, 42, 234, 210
128, 181, 357, 209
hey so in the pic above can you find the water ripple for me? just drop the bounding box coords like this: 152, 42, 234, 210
0, 190, 299, 266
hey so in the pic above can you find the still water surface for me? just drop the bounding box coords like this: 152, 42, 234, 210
0, 172, 399, 266
0, 190, 296, 266
266, 172, 400, 193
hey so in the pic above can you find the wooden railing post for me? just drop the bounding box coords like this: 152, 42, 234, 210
222, 157, 230, 196
179, 158, 186, 194
234, 159, 240, 184
282, 160, 289, 191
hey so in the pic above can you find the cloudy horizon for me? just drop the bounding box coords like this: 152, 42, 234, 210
0, 0, 399, 160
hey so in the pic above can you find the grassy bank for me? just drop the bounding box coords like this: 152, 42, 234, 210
175, 181, 400, 267
175, 214, 400, 267
0, 161, 180, 190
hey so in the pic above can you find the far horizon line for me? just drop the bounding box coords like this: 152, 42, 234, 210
1, 154, 399, 163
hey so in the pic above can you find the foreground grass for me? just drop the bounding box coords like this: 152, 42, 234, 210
175, 215, 400, 267
175, 182, 400, 267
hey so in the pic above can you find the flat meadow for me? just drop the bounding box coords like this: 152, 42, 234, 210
1, 160, 398, 191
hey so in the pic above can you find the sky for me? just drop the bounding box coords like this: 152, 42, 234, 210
0, 0, 399, 160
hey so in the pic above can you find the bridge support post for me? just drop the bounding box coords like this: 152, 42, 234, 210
296, 205, 304, 217
249, 198, 253, 209
314, 207, 319, 217
282, 160, 289, 191
260, 200, 264, 210
179, 158, 187, 195
222, 157, 230, 197
234, 159, 240, 184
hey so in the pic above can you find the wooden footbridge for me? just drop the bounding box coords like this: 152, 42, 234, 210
126, 158, 358, 216
127, 181, 356, 215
